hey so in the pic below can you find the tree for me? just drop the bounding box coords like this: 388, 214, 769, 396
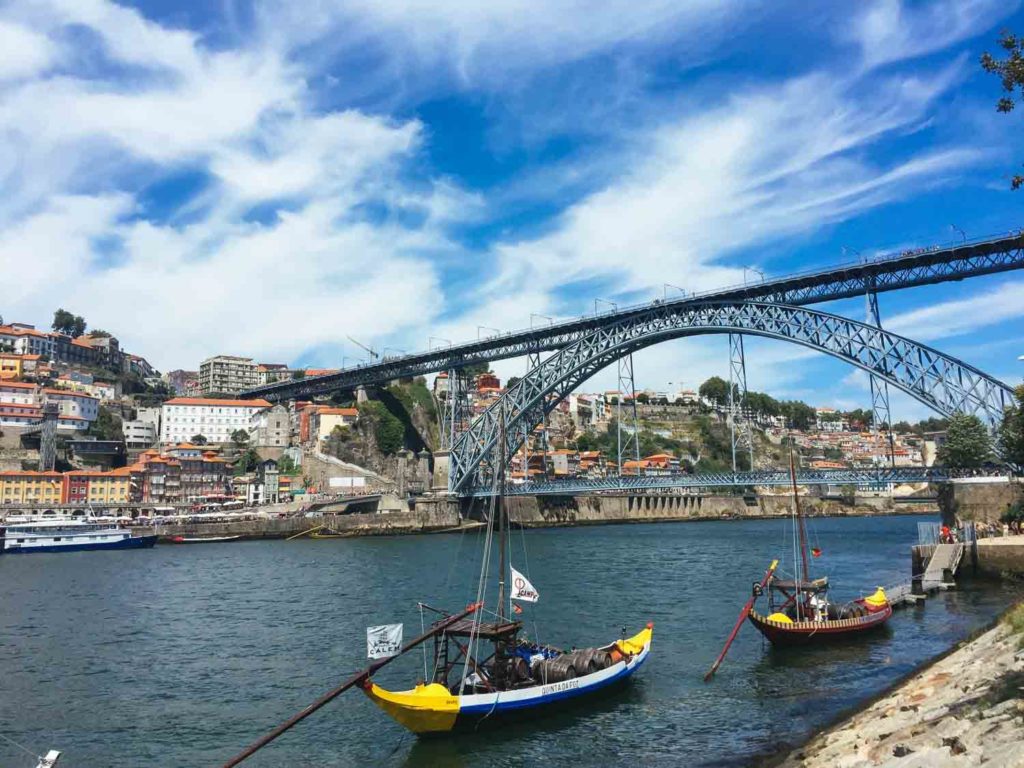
699, 376, 735, 406
460, 361, 491, 378
937, 413, 993, 468
277, 454, 298, 474
998, 384, 1024, 466
635, 392, 650, 404
236, 448, 261, 473
52, 308, 86, 338
230, 429, 250, 448
89, 329, 112, 338
88, 407, 123, 441
779, 400, 817, 431
893, 420, 914, 434
506, 376, 521, 389
191, 434, 209, 445
358, 401, 405, 455
292, 370, 306, 380
981, 30, 1024, 188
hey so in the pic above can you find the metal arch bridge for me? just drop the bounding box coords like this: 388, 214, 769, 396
448, 301, 1016, 495
476, 466, 962, 496
242, 231, 1024, 401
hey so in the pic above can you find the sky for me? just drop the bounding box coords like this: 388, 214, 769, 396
1, 0, 1023, 420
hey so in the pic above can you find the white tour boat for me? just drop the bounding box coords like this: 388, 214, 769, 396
1, 520, 157, 554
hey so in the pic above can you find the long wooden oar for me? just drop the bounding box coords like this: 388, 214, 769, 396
219, 601, 481, 767
286, 524, 323, 540
703, 559, 778, 682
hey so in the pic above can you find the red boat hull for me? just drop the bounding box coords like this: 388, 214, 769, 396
748, 603, 892, 646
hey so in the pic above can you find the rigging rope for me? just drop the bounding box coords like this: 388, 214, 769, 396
0, 732, 41, 762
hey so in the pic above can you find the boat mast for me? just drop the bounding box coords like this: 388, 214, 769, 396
496, 410, 508, 624
789, 444, 811, 585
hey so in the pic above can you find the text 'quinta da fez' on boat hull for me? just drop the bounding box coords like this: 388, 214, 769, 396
361, 624, 653, 734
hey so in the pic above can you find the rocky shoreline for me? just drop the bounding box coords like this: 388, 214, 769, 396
771, 603, 1024, 768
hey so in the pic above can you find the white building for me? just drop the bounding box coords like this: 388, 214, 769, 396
123, 420, 158, 448
160, 397, 272, 444
199, 356, 259, 395
0, 324, 55, 357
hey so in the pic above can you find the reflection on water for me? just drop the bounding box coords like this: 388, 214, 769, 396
0, 514, 1019, 767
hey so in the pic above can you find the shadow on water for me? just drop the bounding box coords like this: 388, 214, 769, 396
398, 681, 648, 768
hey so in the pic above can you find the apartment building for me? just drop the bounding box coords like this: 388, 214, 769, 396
123, 420, 158, 448
62, 468, 133, 504
0, 471, 63, 505
199, 356, 259, 395
249, 404, 290, 448
0, 324, 55, 357
308, 406, 359, 445
159, 397, 272, 444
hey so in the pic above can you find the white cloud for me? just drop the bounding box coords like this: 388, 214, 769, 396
848, 0, 1016, 70
885, 281, 1024, 342
0, 20, 54, 80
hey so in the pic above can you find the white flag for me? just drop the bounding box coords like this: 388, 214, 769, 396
510, 566, 539, 603
367, 623, 403, 659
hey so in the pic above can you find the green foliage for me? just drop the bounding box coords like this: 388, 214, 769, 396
998, 384, 1024, 466
745, 391, 780, 416
635, 392, 650, 404
844, 408, 873, 428
359, 401, 405, 455
89, 329, 112, 338
937, 413, 993, 468
506, 376, 521, 389
698, 376, 734, 405
277, 454, 298, 474
893, 420, 914, 434
292, 370, 306, 379
1001, 500, 1024, 524
230, 429, 250, 447
779, 400, 816, 430
191, 433, 208, 445
236, 448, 261, 474
52, 308, 86, 338
88, 406, 123, 441
981, 30, 1024, 188
460, 361, 491, 378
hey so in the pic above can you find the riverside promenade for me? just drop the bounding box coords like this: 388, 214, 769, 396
775, 602, 1024, 768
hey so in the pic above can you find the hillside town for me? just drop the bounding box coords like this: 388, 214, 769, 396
0, 310, 946, 513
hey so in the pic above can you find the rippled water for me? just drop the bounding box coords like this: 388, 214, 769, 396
0, 514, 1020, 767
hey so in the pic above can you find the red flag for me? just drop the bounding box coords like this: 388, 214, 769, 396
811, 547, 822, 558
513, 603, 523, 615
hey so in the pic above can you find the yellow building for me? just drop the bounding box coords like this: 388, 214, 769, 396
63, 468, 133, 504
0, 471, 63, 505
0, 355, 23, 381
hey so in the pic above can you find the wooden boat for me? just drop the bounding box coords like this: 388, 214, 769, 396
705, 448, 891, 678
309, 528, 345, 539
361, 416, 653, 734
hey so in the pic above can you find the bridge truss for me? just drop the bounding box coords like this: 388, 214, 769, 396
448, 301, 1015, 495
244, 232, 1024, 402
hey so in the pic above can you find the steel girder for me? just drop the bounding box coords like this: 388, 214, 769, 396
474, 466, 959, 497
450, 300, 1015, 495
243, 232, 1024, 402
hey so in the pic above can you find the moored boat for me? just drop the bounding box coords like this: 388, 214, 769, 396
362, 415, 653, 733
705, 448, 891, 679
168, 535, 242, 543
2, 520, 157, 554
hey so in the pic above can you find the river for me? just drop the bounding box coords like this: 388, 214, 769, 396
0, 514, 1020, 767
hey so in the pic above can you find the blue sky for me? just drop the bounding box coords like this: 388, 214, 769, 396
0, 0, 1022, 418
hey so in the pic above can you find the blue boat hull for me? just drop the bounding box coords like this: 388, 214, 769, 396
5, 534, 158, 554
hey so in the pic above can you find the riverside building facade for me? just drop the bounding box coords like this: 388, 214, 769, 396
199, 356, 259, 395
159, 397, 272, 445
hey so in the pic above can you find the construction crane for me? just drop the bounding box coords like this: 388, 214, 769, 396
346, 336, 379, 361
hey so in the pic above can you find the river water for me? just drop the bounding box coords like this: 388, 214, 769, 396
1, 514, 1020, 767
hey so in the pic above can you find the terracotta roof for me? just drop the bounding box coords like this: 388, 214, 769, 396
304, 369, 339, 377
163, 397, 272, 408
0, 470, 62, 478
317, 407, 358, 417
0, 381, 38, 389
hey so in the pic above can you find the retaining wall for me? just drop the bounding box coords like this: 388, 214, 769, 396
937, 478, 1024, 525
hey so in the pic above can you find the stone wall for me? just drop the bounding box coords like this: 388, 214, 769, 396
495, 492, 898, 528
975, 539, 1024, 577
937, 478, 1024, 525
136, 501, 462, 540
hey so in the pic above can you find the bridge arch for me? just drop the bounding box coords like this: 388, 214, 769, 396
449, 301, 1014, 494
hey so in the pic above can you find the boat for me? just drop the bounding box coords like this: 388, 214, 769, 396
705, 448, 891, 678
2, 520, 157, 554
309, 528, 344, 539
217, 415, 652, 766
168, 535, 242, 543
361, 415, 653, 734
